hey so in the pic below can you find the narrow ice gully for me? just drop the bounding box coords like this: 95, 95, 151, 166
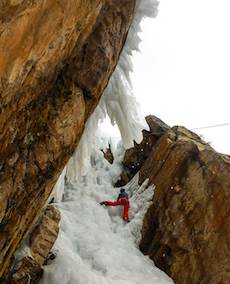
41, 135, 173, 284
39, 0, 173, 282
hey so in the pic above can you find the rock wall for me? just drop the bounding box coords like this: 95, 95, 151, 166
0, 0, 136, 277
116, 115, 170, 186
10, 205, 60, 284
137, 123, 230, 283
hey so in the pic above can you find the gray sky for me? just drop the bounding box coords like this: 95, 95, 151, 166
101, 0, 230, 155
131, 0, 230, 154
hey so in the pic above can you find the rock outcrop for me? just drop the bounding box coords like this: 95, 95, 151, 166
0, 0, 136, 277
136, 124, 230, 283
10, 205, 60, 284
102, 145, 114, 165
116, 115, 170, 186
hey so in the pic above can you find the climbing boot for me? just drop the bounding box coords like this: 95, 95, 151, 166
100, 201, 108, 206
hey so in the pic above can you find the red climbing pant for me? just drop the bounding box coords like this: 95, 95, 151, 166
107, 198, 129, 219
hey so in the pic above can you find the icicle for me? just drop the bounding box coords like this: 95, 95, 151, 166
57, 0, 159, 182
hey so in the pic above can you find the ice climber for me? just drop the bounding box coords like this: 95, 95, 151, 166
100, 188, 130, 222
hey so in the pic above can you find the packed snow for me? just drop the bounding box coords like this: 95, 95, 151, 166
40, 132, 173, 284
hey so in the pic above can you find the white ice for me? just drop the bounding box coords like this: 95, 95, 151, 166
65, 0, 159, 180
40, 132, 174, 284
99, 0, 159, 149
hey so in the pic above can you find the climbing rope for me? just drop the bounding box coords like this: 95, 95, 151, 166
104, 123, 230, 138
190, 122, 230, 131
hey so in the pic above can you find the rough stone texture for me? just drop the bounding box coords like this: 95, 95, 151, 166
0, 0, 136, 277
29, 205, 61, 264
10, 205, 60, 284
11, 257, 42, 284
138, 125, 230, 284
116, 115, 170, 186
102, 145, 114, 165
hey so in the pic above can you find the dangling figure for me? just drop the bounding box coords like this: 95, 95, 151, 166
100, 188, 130, 222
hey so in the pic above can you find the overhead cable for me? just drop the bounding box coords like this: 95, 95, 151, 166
190, 122, 230, 131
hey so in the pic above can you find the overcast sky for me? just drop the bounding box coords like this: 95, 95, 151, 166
101, 0, 230, 155
131, 0, 230, 154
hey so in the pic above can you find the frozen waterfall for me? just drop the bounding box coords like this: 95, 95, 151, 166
40, 134, 174, 284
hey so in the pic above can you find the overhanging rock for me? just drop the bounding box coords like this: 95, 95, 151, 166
0, 0, 136, 277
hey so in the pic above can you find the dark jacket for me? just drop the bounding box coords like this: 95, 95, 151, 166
117, 191, 129, 201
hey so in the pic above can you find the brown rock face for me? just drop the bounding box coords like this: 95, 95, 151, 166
116, 115, 170, 186
102, 145, 114, 165
11, 205, 61, 284
139, 125, 230, 283
0, 0, 136, 277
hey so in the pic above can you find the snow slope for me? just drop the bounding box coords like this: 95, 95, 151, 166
40, 134, 174, 284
